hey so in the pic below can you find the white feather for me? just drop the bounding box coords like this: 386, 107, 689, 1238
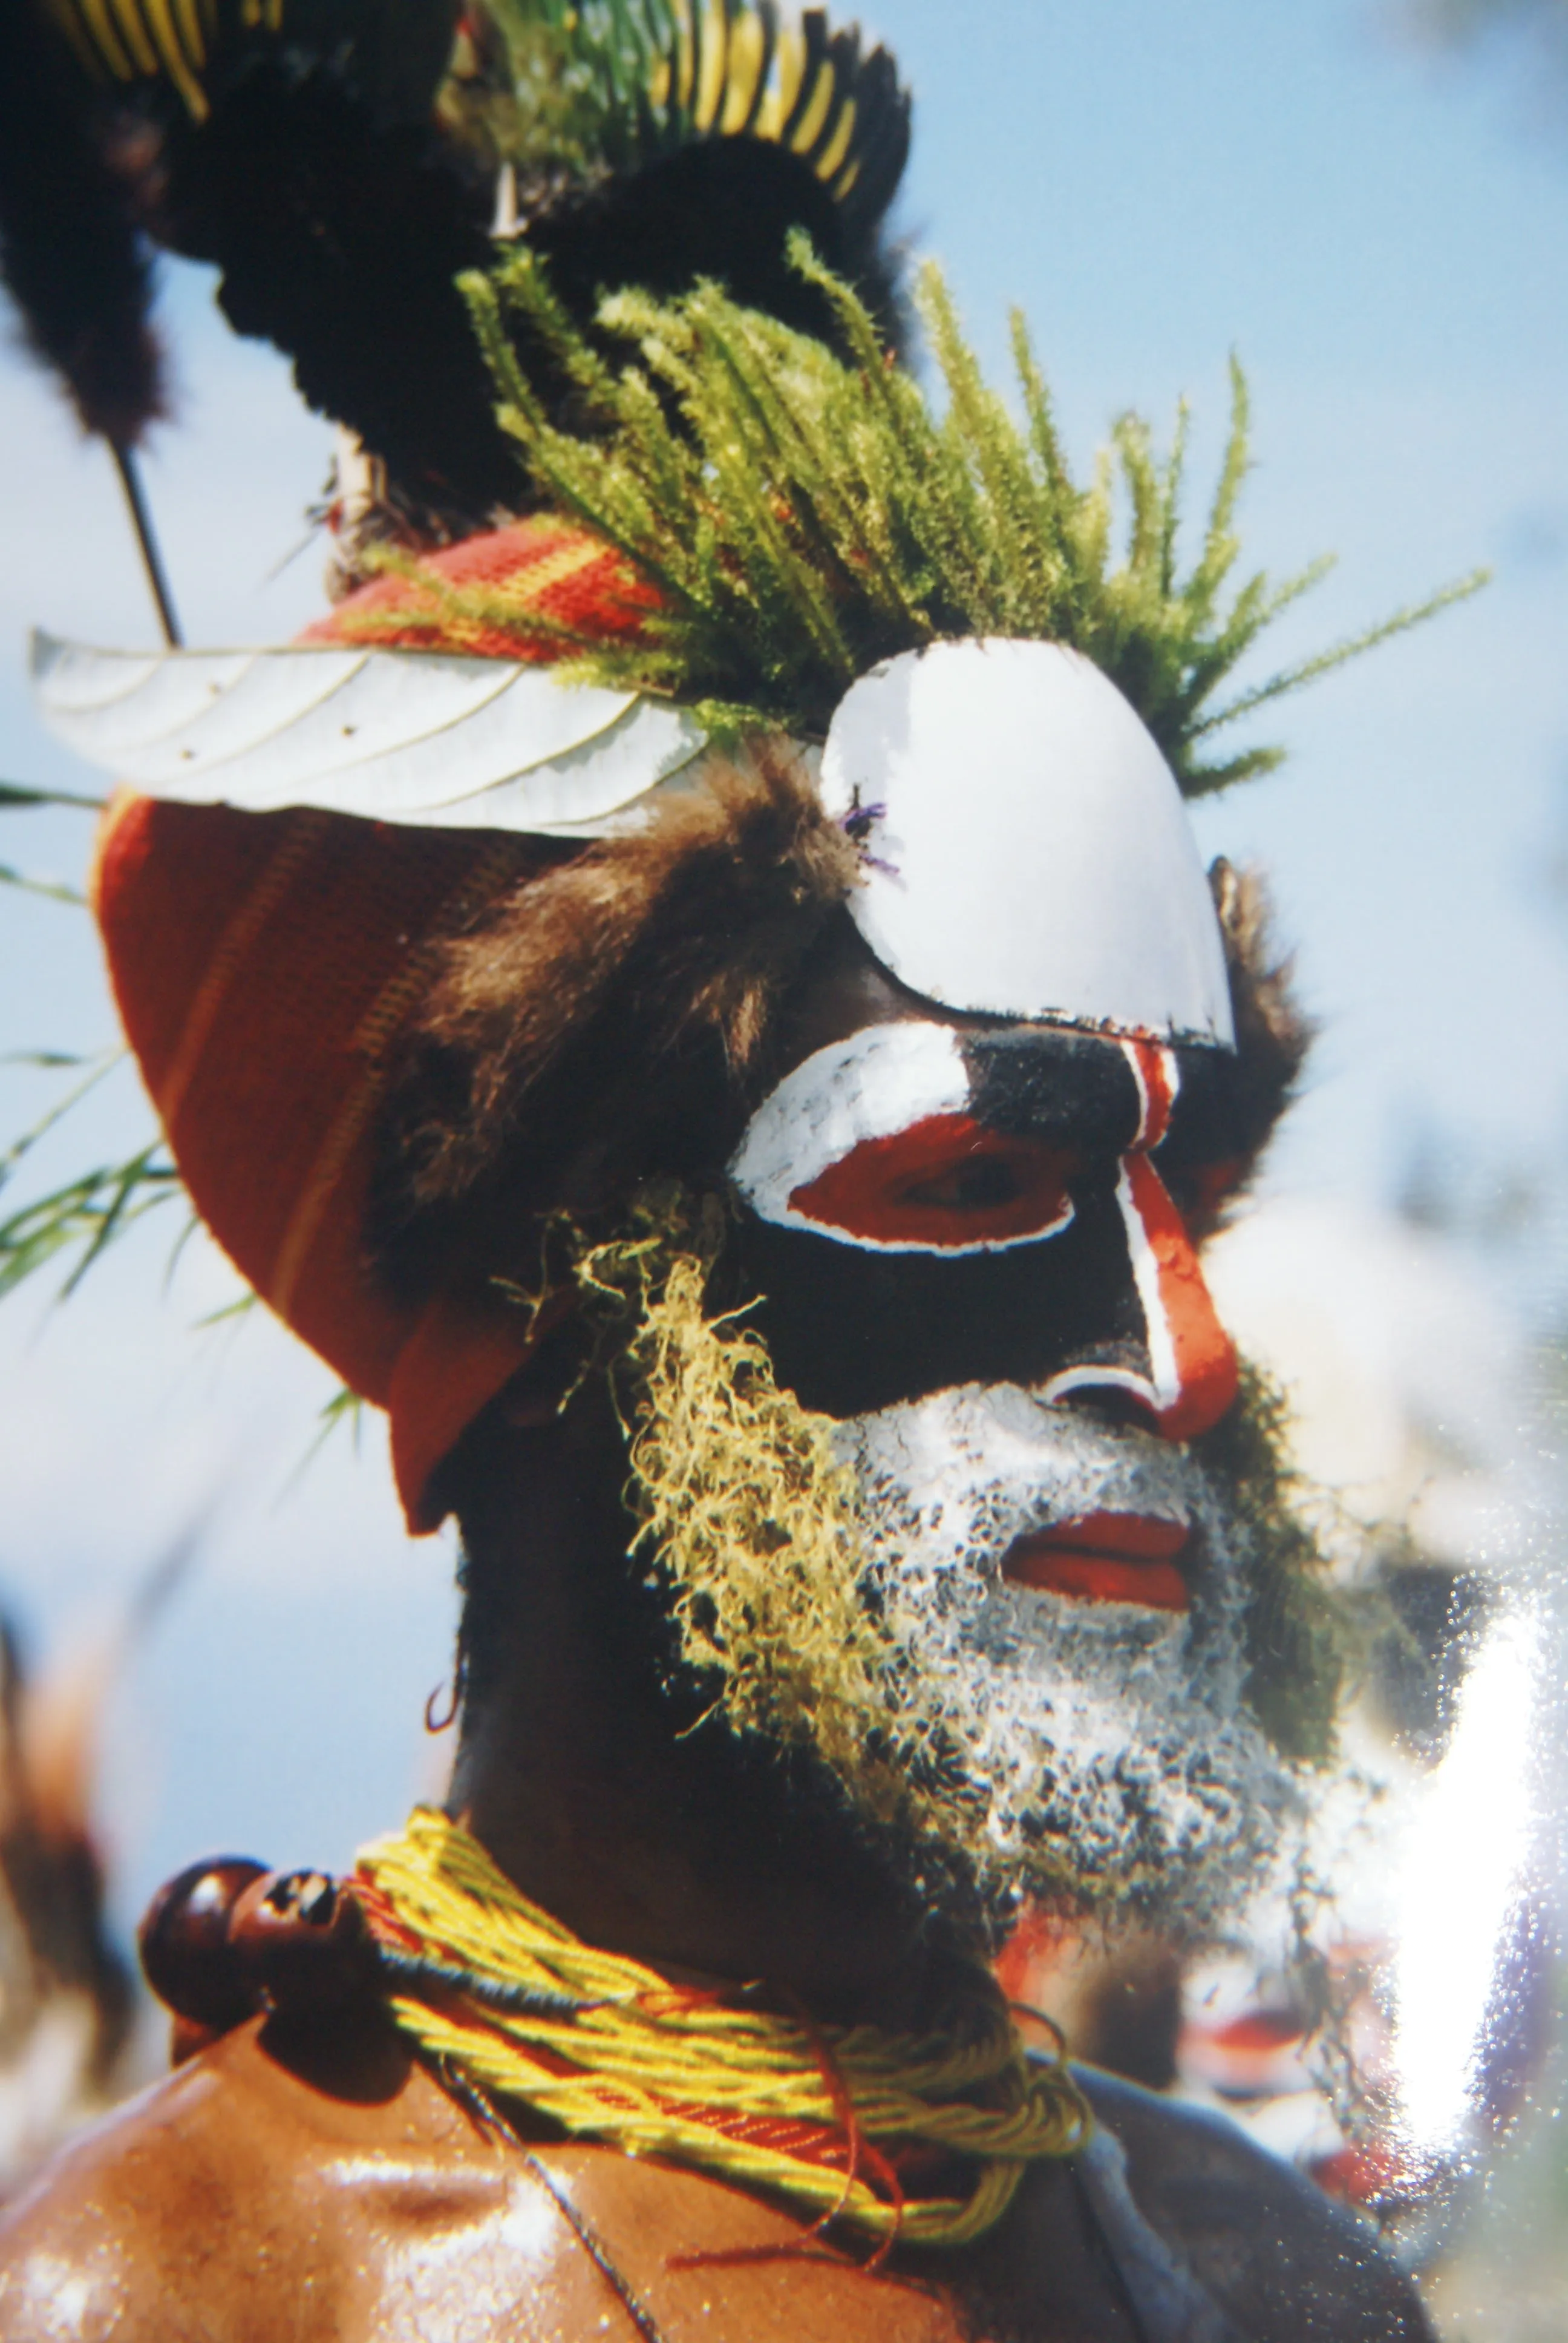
28, 635, 708, 837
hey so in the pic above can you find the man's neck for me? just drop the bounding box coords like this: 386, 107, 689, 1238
441, 1398, 959, 2031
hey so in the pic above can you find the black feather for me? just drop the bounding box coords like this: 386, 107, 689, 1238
7, 0, 912, 525
140, 59, 906, 520
526, 125, 905, 352
152, 59, 508, 515
0, 0, 166, 445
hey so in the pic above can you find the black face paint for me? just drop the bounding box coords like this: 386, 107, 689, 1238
1150, 1041, 1256, 1222
964, 1026, 1253, 1167
960, 1028, 1144, 1152
732, 1180, 1152, 1420
726, 1023, 1247, 1423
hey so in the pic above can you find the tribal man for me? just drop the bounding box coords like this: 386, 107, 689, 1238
0, 0, 1466, 2334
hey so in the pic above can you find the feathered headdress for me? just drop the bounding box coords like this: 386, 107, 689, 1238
1, 0, 909, 551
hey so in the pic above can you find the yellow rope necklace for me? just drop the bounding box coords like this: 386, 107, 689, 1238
354, 1807, 1091, 2253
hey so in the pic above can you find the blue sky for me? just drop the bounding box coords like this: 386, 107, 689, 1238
0, 0, 1564, 1928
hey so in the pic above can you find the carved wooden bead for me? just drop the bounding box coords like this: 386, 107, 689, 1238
227, 1869, 381, 2017
137, 1857, 269, 2032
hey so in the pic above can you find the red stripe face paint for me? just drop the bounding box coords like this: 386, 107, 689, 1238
1109, 1153, 1240, 1438
1123, 1034, 1177, 1151
1042, 1039, 1238, 1439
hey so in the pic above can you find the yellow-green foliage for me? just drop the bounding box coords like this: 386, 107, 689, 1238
564, 1188, 912, 1823
454, 236, 1483, 790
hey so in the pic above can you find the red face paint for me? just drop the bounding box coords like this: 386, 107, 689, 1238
786, 1113, 1079, 1251
1003, 1512, 1192, 1612
1040, 1040, 1238, 1441
1123, 1035, 1177, 1150
1119, 1153, 1239, 1440
740, 1020, 1240, 1443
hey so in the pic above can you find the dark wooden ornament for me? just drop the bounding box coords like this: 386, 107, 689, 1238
138, 1857, 269, 2040
227, 1868, 382, 2016
138, 1858, 381, 2060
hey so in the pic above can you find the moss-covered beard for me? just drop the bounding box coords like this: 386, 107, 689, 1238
569, 1191, 1336, 1945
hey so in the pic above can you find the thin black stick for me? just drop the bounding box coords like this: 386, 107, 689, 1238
110, 441, 182, 647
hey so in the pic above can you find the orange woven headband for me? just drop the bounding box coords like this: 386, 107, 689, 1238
94, 518, 652, 1532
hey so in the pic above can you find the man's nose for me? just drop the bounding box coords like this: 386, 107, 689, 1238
1043, 1155, 1238, 1441
1119, 1154, 1238, 1438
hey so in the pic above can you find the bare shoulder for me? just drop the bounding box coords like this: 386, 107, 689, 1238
0, 2016, 532, 2342
0, 2028, 301, 2338
0, 2034, 983, 2343
1074, 2066, 1434, 2342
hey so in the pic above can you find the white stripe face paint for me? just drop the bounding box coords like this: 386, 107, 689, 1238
1040, 1041, 1176, 1420
728, 1023, 1079, 1256
1120, 1040, 1182, 1414
1043, 1041, 1238, 1438
1120, 1156, 1181, 1411
729, 1024, 970, 1225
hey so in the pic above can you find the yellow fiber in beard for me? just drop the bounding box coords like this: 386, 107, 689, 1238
564, 1188, 997, 1859
582, 1204, 904, 1818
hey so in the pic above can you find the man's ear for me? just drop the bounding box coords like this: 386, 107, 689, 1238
1209, 857, 1315, 1195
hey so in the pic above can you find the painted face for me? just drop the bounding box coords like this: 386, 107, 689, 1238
730, 1018, 1241, 1450
837, 1384, 1297, 1922
722, 1014, 1289, 1919
709, 639, 1299, 1915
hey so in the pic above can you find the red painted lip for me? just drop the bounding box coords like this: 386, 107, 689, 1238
1002, 1513, 1191, 1613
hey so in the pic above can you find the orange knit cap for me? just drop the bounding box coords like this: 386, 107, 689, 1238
93, 518, 655, 1533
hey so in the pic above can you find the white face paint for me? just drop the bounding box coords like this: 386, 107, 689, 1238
720, 640, 1270, 1912
832, 1384, 1298, 1921
730, 1025, 968, 1234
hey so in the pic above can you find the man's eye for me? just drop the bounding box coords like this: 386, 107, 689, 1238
782, 1115, 1083, 1252
901, 1156, 1024, 1211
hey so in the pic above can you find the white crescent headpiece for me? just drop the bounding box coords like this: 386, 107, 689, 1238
818, 638, 1234, 1049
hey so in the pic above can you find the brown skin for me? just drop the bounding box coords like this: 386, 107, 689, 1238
0, 2016, 1428, 2342
0, 1401, 1431, 2342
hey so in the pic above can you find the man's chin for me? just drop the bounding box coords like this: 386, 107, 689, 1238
809, 1641, 1303, 1943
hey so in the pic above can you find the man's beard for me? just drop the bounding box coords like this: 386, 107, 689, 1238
831, 1383, 1302, 1935
594, 1200, 1307, 1941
